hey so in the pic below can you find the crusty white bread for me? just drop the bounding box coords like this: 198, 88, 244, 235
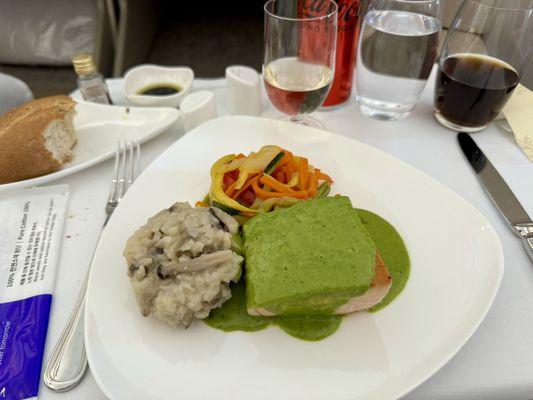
0, 95, 76, 184
248, 253, 393, 317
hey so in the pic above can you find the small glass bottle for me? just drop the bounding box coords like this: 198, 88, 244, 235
72, 53, 112, 104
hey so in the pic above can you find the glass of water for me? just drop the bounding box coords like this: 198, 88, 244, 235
355, 0, 441, 121
263, 0, 338, 129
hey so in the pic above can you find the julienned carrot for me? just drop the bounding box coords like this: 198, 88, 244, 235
292, 156, 300, 167
252, 179, 308, 199
276, 152, 293, 168
284, 162, 294, 180
307, 172, 318, 197
195, 201, 209, 207
281, 165, 289, 180
288, 190, 309, 199
299, 158, 309, 190
225, 180, 239, 197
316, 169, 333, 183
260, 174, 296, 194
283, 149, 294, 158
232, 175, 258, 199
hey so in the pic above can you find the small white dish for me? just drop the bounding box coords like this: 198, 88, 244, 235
225, 65, 262, 116
180, 90, 218, 131
0, 101, 180, 192
123, 64, 194, 107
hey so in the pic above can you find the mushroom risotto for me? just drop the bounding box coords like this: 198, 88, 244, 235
123, 202, 243, 327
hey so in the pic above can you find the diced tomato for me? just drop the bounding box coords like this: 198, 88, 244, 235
275, 170, 286, 184
238, 187, 256, 207
223, 170, 239, 189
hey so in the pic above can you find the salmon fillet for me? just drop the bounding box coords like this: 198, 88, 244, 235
247, 253, 392, 317
334, 253, 392, 314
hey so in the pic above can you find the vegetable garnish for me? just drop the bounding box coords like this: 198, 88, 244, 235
260, 174, 296, 194
205, 146, 334, 219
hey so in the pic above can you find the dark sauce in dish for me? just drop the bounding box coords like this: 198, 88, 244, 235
137, 83, 182, 96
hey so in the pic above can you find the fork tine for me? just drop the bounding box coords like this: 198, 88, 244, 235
108, 143, 121, 202
126, 141, 135, 189
109, 141, 141, 206
134, 141, 141, 179
117, 142, 127, 200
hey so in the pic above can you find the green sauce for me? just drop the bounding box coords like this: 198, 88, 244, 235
205, 279, 341, 340
356, 209, 410, 312
205, 279, 269, 332
276, 315, 342, 341
205, 209, 409, 340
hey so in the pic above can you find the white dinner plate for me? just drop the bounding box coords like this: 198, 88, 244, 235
85, 116, 503, 400
0, 101, 179, 192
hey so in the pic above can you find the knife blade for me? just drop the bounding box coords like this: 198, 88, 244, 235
458, 132, 533, 262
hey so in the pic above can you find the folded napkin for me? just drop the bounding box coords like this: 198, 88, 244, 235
502, 84, 533, 161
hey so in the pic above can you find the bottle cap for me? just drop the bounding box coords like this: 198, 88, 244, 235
72, 53, 97, 76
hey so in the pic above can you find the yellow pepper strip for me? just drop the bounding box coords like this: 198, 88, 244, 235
210, 154, 236, 179
218, 157, 245, 174
209, 154, 258, 214
233, 145, 281, 190
286, 173, 299, 188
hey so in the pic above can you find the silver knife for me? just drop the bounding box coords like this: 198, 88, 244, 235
458, 132, 533, 262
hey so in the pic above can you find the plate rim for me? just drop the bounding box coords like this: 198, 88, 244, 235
85, 115, 504, 400
0, 101, 180, 193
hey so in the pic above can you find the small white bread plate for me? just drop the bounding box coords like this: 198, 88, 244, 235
85, 116, 503, 400
0, 101, 179, 192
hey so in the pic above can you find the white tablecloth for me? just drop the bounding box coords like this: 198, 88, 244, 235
39, 71, 533, 400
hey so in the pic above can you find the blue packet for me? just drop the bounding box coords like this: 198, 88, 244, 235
0, 185, 69, 399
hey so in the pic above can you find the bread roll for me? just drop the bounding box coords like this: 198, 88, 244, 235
0, 95, 77, 184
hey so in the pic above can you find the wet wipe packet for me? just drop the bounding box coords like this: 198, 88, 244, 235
0, 185, 69, 399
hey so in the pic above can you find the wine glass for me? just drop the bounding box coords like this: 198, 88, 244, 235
263, 0, 338, 129
434, 0, 533, 132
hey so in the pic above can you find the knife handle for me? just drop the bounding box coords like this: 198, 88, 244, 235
522, 235, 533, 263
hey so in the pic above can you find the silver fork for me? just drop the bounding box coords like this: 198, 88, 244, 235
43, 141, 141, 392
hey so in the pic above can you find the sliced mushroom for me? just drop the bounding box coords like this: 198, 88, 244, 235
158, 250, 234, 277
168, 202, 186, 212
156, 265, 167, 280
128, 264, 138, 276
209, 207, 239, 234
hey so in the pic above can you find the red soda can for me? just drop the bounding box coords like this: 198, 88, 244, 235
323, 0, 362, 107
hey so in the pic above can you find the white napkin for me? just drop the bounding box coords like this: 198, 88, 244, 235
502, 84, 533, 161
